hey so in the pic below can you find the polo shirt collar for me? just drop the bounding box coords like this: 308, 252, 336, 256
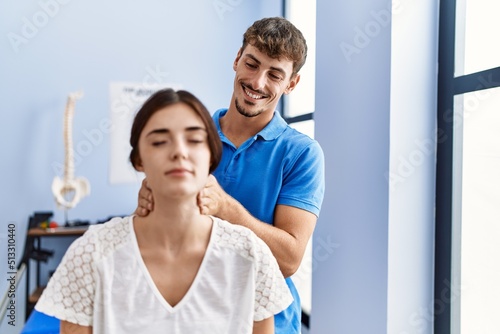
213, 108, 287, 141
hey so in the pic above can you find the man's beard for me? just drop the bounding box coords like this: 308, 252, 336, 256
235, 98, 264, 118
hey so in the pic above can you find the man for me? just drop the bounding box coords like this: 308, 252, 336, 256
137, 17, 325, 334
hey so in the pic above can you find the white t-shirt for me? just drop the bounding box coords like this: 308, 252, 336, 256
35, 216, 292, 334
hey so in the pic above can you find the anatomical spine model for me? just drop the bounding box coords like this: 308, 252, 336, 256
52, 91, 91, 209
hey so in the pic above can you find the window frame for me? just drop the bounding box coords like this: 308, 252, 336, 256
435, 0, 500, 332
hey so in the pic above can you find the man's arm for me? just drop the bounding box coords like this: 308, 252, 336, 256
253, 317, 274, 334
199, 175, 316, 278
60, 320, 92, 334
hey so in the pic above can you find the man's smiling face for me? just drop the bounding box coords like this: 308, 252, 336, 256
232, 44, 299, 118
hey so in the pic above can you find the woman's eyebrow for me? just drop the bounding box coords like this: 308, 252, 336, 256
146, 128, 169, 137
185, 126, 207, 132
145, 126, 206, 137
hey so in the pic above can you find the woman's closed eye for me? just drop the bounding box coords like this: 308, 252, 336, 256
186, 131, 207, 144
151, 138, 204, 146
188, 138, 205, 144
152, 140, 167, 146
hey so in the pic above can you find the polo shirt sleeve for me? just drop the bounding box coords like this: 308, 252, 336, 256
278, 140, 325, 216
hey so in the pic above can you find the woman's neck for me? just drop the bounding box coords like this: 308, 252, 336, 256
134, 197, 211, 252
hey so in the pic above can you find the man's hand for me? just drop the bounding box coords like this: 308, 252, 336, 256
135, 176, 228, 218
135, 178, 154, 217
198, 175, 228, 216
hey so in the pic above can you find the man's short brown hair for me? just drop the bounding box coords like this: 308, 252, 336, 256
242, 17, 307, 77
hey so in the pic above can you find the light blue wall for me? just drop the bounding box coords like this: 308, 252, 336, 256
312, 0, 392, 333
312, 1, 437, 333
0, 1, 281, 331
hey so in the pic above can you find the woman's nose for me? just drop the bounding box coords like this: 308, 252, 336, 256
170, 139, 188, 160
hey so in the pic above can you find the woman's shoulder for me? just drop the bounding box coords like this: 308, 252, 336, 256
76, 216, 133, 258
211, 216, 255, 241
88, 215, 131, 234
210, 216, 273, 262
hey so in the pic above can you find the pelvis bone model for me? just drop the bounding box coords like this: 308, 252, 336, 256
52, 91, 91, 209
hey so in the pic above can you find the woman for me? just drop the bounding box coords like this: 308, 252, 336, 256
35, 89, 292, 333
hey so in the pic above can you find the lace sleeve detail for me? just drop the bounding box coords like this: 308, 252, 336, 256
35, 230, 97, 327
252, 235, 293, 322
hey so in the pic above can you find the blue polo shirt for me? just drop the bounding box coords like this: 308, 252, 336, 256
212, 108, 325, 334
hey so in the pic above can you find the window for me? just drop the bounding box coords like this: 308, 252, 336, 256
454, 87, 500, 332
435, 0, 500, 332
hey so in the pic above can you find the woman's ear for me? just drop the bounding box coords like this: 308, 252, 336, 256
136, 161, 144, 172
133, 157, 144, 172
